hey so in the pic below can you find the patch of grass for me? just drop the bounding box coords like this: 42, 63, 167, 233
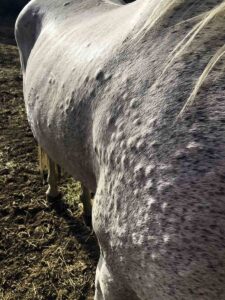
60, 177, 82, 209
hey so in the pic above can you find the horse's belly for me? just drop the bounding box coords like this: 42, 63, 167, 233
25, 78, 84, 175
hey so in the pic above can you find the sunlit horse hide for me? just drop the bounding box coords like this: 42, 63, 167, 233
16, 0, 225, 299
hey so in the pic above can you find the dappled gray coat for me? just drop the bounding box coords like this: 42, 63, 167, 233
16, 0, 225, 299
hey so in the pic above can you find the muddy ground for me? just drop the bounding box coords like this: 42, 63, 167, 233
0, 19, 98, 300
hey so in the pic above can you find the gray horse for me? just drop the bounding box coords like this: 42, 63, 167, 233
16, 0, 225, 299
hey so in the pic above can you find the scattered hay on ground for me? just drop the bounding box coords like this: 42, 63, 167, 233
0, 24, 98, 300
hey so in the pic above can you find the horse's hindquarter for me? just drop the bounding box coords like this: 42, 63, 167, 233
92, 14, 225, 300
93, 90, 225, 297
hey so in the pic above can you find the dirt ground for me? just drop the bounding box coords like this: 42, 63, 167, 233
0, 19, 98, 300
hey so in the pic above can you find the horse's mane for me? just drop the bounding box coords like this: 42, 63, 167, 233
137, 0, 225, 117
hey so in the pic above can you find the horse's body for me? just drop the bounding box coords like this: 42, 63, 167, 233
16, 0, 225, 299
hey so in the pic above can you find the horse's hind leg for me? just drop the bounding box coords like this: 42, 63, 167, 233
38, 145, 48, 184
80, 183, 92, 226
38, 145, 60, 198
95, 255, 139, 300
46, 156, 60, 198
